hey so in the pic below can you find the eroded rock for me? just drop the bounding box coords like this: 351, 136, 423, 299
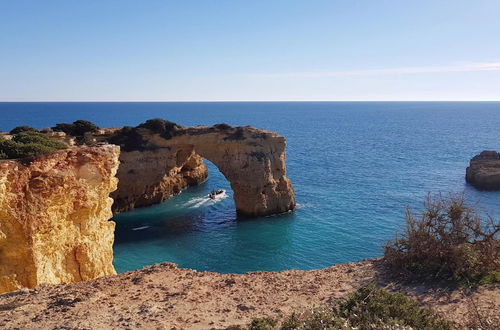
108, 124, 296, 216
0, 145, 120, 293
112, 149, 208, 212
466, 150, 500, 190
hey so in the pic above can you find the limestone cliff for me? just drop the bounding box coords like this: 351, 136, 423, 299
0, 145, 119, 294
112, 150, 207, 212
466, 150, 500, 190
107, 124, 296, 216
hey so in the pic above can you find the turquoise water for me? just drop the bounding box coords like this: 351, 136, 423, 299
1, 102, 500, 273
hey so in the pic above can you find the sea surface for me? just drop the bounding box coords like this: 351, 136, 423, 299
1, 102, 500, 274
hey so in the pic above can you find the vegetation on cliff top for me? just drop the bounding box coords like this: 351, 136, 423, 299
250, 285, 452, 330
9, 125, 39, 135
384, 194, 499, 285
0, 131, 67, 160
108, 118, 183, 151
137, 118, 183, 138
52, 120, 100, 137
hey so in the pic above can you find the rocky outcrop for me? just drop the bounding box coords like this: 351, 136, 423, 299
112, 150, 207, 212
466, 151, 500, 190
108, 124, 296, 216
0, 145, 119, 294
0, 121, 295, 293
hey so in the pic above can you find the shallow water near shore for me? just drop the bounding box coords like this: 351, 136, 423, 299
1, 101, 500, 273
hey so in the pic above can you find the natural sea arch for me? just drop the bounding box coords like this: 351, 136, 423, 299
110, 125, 295, 216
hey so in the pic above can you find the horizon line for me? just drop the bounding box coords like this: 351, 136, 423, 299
1, 100, 500, 103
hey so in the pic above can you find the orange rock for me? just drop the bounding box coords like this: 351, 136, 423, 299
0, 145, 119, 293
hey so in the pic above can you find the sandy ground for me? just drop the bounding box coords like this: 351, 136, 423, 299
0, 259, 498, 329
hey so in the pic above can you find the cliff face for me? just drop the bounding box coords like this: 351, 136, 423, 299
466, 150, 500, 190
0, 145, 119, 294
112, 149, 207, 213
0, 122, 295, 293
109, 125, 295, 216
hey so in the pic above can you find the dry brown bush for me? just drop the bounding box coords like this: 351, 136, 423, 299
384, 194, 499, 283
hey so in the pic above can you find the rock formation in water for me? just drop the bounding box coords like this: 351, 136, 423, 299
111, 149, 208, 213
0, 119, 295, 293
0, 145, 119, 294
466, 150, 500, 190
106, 121, 296, 216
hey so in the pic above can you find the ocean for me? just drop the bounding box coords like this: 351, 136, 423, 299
1, 101, 499, 273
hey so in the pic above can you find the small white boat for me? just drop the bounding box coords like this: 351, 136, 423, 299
208, 189, 226, 200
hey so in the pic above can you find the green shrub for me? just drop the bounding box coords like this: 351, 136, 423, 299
336, 286, 451, 329
249, 317, 278, 330
108, 119, 182, 151
214, 123, 233, 130
137, 118, 182, 139
52, 120, 99, 136
108, 126, 148, 152
0, 131, 67, 159
223, 127, 245, 140
9, 126, 39, 135
249, 286, 452, 330
384, 194, 500, 284
12, 131, 65, 148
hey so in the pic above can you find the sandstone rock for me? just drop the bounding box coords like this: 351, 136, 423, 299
109, 125, 296, 216
0, 121, 296, 293
0, 145, 120, 293
112, 149, 208, 212
466, 150, 500, 190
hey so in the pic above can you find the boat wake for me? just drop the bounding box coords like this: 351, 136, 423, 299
131, 226, 150, 231
183, 192, 228, 209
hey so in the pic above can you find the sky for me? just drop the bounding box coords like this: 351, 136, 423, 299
1, 0, 500, 101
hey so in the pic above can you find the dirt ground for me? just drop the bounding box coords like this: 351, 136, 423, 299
0, 259, 498, 329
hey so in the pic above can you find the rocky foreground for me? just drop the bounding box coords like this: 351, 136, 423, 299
0, 259, 498, 329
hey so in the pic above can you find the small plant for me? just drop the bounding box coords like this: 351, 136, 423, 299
108, 119, 183, 151
249, 317, 278, 330
108, 126, 148, 152
0, 131, 67, 159
9, 126, 39, 135
223, 126, 245, 140
137, 118, 182, 139
52, 120, 100, 136
384, 194, 499, 284
214, 123, 233, 130
249, 285, 452, 329
335, 285, 451, 329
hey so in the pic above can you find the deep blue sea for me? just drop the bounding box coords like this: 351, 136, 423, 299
1, 102, 500, 273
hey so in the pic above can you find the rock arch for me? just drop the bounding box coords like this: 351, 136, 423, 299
110, 125, 296, 216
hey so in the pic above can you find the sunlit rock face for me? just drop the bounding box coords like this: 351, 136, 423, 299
108, 125, 296, 216
0, 145, 119, 294
466, 150, 500, 190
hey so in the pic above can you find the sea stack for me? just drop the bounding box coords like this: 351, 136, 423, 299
465, 150, 500, 190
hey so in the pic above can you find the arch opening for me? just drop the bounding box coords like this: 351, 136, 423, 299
110, 125, 295, 217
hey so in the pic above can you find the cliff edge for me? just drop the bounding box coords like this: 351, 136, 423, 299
0, 145, 120, 294
0, 119, 296, 293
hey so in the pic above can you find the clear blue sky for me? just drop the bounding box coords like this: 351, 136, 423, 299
1, 0, 499, 101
